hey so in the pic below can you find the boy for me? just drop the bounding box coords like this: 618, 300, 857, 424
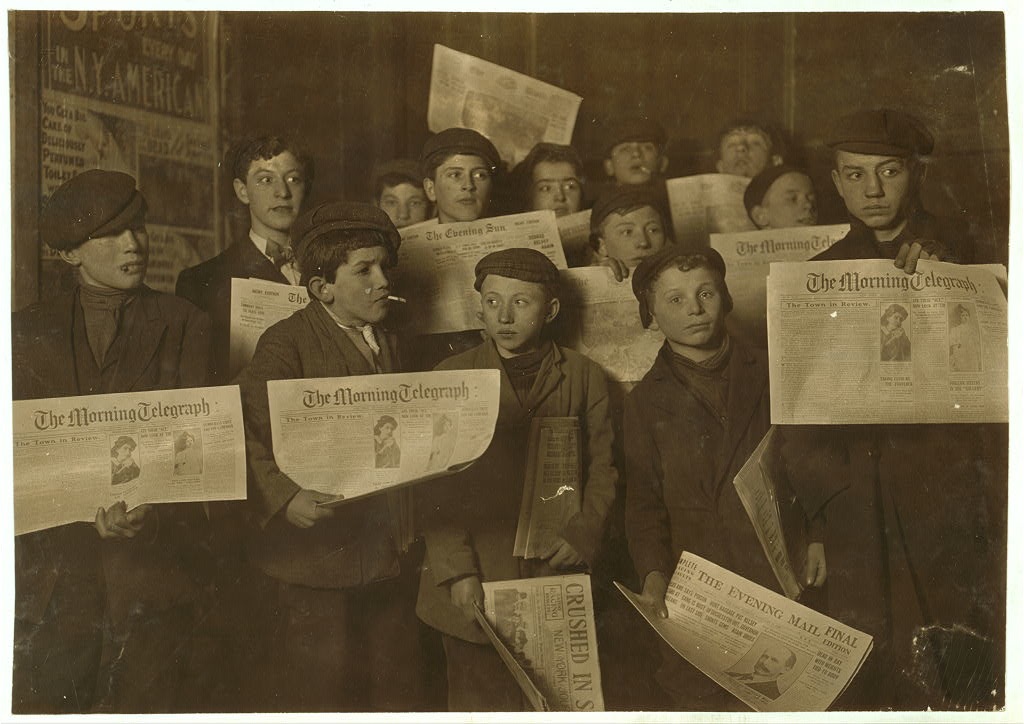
13, 170, 211, 712
177, 135, 313, 383
235, 201, 425, 711
623, 244, 824, 710
715, 117, 784, 178
420, 127, 501, 224
416, 248, 618, 710
602, 115, 669, 186
742, 165, 818, 229
514, 142, 585, 217
590, 184, 673, 279
372, 158, 432, 228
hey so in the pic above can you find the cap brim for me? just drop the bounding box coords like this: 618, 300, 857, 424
829, 141, 914, 157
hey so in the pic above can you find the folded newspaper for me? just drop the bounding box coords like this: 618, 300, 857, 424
267, 369, 500, 504
513, 417, 581, 558
229, 277, 309, 378
665, 173, 755, 244
482, 573, 605, 711
14, 386, 247, 535
767, 259, 1008, 424
618, 552, 873, 712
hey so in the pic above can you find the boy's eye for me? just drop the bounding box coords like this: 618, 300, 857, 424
409, 199, 425, 208
445, 170, 463, 181
700, 290, 715, 300
537, 183, 553, 193
846, 171, 862, 181
471, 169, 491, 182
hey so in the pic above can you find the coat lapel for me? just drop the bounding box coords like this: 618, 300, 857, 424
523, 342, 565, 414
233, 233, 289, 284
306, 301, 376, 377
108, 287, 167, 392
712, 342, 768, 488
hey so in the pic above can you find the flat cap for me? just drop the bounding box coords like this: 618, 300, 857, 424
603, 115, 667, 154
632, 244, 728, 329
743, 165, 810, 214
291, 201, 401, 263
420, 128, 501, 177
474, 247, 560, 292
590, 183, 669, 235
827, 109, 934, 156
372, 158, 423, 189
40, 169, 147, 251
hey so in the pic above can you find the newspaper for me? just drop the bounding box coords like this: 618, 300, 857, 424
711, 224, 849, 346
556, 209, 592, 267
482, 574, 605, 711
14, 386, 246, 536
665, 173, 756, 244
617, 552, 873, 712
513, 417, 581, 558
229, 278, 309, 379
473, 606, 550, 711
392, 211, 568, 335
267, 369, 500, 503
427, 44, 583, 167
732, 426, 808, 600
767, 259, 1008, 424
557, 267, 663, 383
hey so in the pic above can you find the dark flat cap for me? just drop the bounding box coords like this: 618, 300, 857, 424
40, 170, 147, 251
590, 183, 669, 235
291, 201, 401, 263
420, 128, 501, 177
632, 244, 728, 328
372, 158, 423, 189
603, 116, 667, 155
474, 248, 560, 292
827, 109, 934, 156
743, 165, 810, 214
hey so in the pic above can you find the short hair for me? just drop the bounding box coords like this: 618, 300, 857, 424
111, 436, 136, 456
374, 415, 398, 435
953, 303, 971, 318
716, 117, 783, 159
297, 228, 394, 289
881, 303, 909, 324
229, 135, 315, 187
174, 431, 195, 453
641, 252, 733, 315
374, 172, 424, 202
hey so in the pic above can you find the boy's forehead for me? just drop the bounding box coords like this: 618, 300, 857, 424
604, 204, 661, 226
480, 273, 548, 294
767, 172, 812, 193
337, 244, 389, 267
722, 126, 770, 144
835, 150, 908, 170
246, 150, 301, 177
652, 263, 720, 291
381, 181, 426, 196
438, 153, 488, 170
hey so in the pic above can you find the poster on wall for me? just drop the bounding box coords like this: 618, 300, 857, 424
39, 10, 220, 293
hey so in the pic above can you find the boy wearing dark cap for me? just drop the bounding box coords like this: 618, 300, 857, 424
416, 248, 618, 711
590, 184, 672, 280
715, 117, 784, 178
235, 201, 425, 711
623, 244, 823, 710
13, 170, 211, 712
420, 127, 501, 224
743, 165, 818, 230
513, 142, 586, 217
372, 158, 432, 228
176, 134, 313, 383
602, 115, 669, 186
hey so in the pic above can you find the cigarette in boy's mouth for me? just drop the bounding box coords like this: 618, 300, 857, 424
387, 295, 407, 303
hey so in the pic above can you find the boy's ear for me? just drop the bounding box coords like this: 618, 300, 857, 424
594, 237, 609, 261
422, 178, 437, 203
751, 204, 770, 229
545, 297, 561, 324
715, 158, 726, 174
602, 158, 615, 178
647, 313, 660, 333
308, 277, 331, 303
830, 169, 844, 201
232, 178, 250, 206
476, 309, 484, 324
770, 154, 783, 168
58, 248, 82, 267
657, 154, 669, 174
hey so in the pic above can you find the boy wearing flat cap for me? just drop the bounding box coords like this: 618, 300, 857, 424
12, 170, 212, 713
416, 248, 618, 710
743, 165, 818, 230
776, 109, 1004, 709
715, 117, 785, 178
235, 201, 426, 711
420, 127, 501, 224
590, 184, 673, 280
603, 115, 670, 186
622, 243, 823, 710
372, 158, 432, 228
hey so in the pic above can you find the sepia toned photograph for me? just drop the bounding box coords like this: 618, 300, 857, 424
5, 6, 1013, 718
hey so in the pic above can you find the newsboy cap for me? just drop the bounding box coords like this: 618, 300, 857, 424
603, 115, 667, 155
40, 170, 147, 251
590, 183, 669, 235
474, 247, 560, 293
291, 201, 401, 263
631, 244, 729, 329
372, 158, 423, 190
827, 109, 934, 156
743, 165, 810, 215
420, 128, 501, 177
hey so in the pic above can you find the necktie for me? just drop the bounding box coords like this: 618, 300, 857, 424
264, 238, 293, 266
361, 325, 381, 355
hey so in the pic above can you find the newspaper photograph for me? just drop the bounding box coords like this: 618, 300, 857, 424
732, 426, 808, 600
392, 210, 568, 335
557, 266, 663, 383
556, 208, 592, 267
229, 277, 309, 378
767, 259, 1008, 425
473, 606, 549, 711
617, 552, 873, 712
267, 369, 500, 503
427, 44, 583, 166
14, 386, 246, 536
482, 573, 605, 712
513, 417, 581, 559
711, 224, 849, 347
665, 173, 756, 245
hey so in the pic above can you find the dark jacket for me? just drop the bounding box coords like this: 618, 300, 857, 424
176, 232, 288, 383
416, 340, 618, 642
814, 207, 974, 264
12, 286, 212, 624
235, 300, 413, 589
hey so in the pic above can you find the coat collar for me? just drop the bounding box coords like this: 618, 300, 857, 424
479, 339, 565, 423
229, 231, 289, 284
107, 286, 169, 392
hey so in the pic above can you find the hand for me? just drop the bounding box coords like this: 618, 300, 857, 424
803, 542, 827, 588
599, 256, 631, 283
541, 537, 584, 570
95, 501, 153, 540
894, 240, 944, 274
638, 570, 669, 619
284, 489, 337, 529
450, 575, 484, 624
